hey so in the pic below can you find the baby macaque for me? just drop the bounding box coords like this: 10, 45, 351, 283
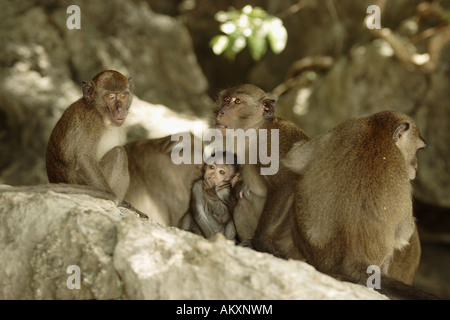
179, 153, 241, 241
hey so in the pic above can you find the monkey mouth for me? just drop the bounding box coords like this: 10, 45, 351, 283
215, 122, 228, 130
114, 118, 125, 126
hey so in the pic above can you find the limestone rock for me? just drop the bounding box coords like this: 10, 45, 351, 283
0, 188, 387, 300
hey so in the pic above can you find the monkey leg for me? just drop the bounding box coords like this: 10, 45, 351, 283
253, 190, 301, 259
388, 227, 421, 285
100, 146, 130, 204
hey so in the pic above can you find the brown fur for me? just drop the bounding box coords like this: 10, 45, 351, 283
46, 70, 133, 204
124, 133, 202, 226
284, 111, 433, 299
215, 84, 309, 258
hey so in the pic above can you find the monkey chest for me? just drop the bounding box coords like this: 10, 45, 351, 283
96, 127, 126, 160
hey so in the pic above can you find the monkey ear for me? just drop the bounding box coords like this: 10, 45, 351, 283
128, 77, 134, 91
82, 81, 95, 101
393, 122, 410, 142
262, 98, 275, 119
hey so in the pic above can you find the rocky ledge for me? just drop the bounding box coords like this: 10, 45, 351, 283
0, 188, 386, 300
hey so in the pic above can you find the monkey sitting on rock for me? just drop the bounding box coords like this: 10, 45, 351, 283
179, 152, 241, 241
43, 70, 147, 218
283, 110, 436, 299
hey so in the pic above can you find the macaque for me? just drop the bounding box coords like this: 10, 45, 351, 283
283, 110, 435, 299
179, 153, 241, 241
124, 133, 202, 226
215, 84, 309, 258
46, 70, 137, 211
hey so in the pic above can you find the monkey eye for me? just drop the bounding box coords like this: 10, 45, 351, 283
106, 94, 115, 100
209, 165, 215, 170
234, 98, 242, 105
219, 170, 226, 175
223, 96, 231, 103
118, 93, 127, 99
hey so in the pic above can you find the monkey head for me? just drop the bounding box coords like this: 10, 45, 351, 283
215, 84, 275, 132
82, 70, 133, 127
380, 111, 427, 180
204, 163, 233, 185
204, 162, 241, 187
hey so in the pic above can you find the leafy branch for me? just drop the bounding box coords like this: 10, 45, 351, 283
209, 5, 288, 61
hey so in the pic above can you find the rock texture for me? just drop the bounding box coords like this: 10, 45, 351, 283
0, 189, 386, 300
0, 0, 211, 186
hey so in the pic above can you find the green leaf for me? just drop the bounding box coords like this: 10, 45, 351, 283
220, 21, 237, 34
267, 17, 287, 54
230, 36, 247, 55
211, 6, 288, 61
247, 31, 268, 61
209, 35, 229, 55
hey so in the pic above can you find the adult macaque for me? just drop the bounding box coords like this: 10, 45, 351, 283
283, 111, 434, 299
215, 84, 309, 257
124, 133, 202, 226
46, 70, 136, 209
179, 152, 240, 241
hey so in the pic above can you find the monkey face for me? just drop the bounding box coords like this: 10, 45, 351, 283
393, 121, 427, 180
215, 92, 254, 131
83, 70, 133, 127
397, 133, 426, 180
215, 84, 275, 132
103, 91, 131, 126
204, 163, 232, 186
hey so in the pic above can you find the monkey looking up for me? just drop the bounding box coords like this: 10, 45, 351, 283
215, 84, 309, 258
179, 152, 241, 241
46, 70, 139, 212
283, 111, 435, 299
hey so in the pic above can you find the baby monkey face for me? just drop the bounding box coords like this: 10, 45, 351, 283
204, 163, 232, 186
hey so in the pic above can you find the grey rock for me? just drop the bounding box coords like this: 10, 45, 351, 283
0, 188, 387, 300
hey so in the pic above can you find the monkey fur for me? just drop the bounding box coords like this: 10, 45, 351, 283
284, 110, 435, 299
179, 153, 240, 241
215, 83, 310, 258
46, 70, 133, 206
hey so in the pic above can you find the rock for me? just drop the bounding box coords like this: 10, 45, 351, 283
0, 188, 387, 300
0, 1, 212, 186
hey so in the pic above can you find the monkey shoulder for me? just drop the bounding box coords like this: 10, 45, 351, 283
270, 117, 309, 154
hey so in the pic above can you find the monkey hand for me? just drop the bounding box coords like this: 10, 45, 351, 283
203, 177, 217, 196
238, 185, 252, 200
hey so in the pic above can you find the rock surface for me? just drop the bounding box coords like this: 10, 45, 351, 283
0, 0, 211, 186
0, 189, 386, 300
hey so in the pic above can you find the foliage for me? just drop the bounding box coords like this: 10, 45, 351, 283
210, 5, 288, 61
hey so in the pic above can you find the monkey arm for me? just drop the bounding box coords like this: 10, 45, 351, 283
205, 186, 234, 224
252, 182, 295, 259
76, 156, 113, 194
191, 182, 225, 238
